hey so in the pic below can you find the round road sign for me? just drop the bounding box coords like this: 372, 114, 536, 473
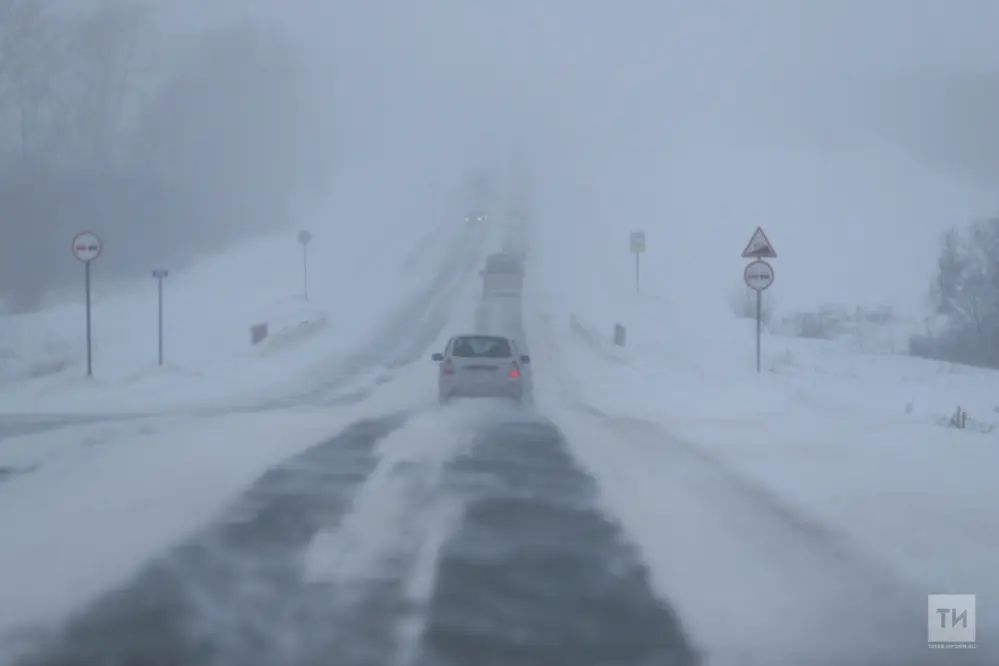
72, 231, 102, 263
298, 230, 312, 245
744, 259, 774, 291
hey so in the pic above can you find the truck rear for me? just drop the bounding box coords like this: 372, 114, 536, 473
480, 253, 524, 297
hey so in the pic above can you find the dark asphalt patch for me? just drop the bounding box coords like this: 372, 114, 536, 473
414, 418, 701, 666
10, 414, 407, 666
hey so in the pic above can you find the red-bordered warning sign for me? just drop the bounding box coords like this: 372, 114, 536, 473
741, 226, 776, 258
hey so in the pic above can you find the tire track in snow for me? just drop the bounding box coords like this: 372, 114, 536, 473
411, 413, 701, 666
258, 221, 490, 410
7, 407, 495, 666
8, 415, 406, 666
301, 406, 487, 666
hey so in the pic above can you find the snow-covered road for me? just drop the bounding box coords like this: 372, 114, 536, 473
1, 277, 704, 666
2, 202, 995, 665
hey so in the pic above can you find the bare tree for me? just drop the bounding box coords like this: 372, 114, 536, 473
0, 0, 57, 160
59, 0, 149, 166
915, 218, 999, 367
0, 0, 149, 166
929, 220, 999, 333
0, 6, 324, 311
130, 18, 321, 244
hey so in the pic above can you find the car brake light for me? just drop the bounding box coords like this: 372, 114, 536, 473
508, 364, 520, 378
442, 360, 454, 375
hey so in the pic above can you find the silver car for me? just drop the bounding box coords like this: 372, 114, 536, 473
432, 334, 530, 404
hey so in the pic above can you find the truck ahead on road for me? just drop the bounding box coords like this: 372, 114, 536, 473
480, 252, 524, 297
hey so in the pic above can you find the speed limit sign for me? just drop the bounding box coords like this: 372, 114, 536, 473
72, 231, 102, 263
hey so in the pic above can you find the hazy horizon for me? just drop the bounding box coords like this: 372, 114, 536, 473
8, 0, 999, 317
229, 0, 999, 316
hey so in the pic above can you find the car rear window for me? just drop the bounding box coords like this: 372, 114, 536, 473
451, 336, 512, 358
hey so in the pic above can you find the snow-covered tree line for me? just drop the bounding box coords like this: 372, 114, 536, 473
911, 217, 999, 367
0, 0, 324, 311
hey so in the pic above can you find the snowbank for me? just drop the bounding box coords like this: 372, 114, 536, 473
525, 131, 999, 650
526, 292, 999, 656
523, 90, 999, 662
0, 409, 352, 646
525, 289, 798, 427
0, 265, 486, 655
537, 282, 999, 432
0, 208, 482, 414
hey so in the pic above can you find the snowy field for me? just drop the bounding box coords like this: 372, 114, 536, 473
524, 279, 999, 661
0, 248, 487, 650
517, 134, 999, 661
2, 138, 995, 663
0, 198, 487, 415
0, 163, 497, 651
0, 409, 350, 639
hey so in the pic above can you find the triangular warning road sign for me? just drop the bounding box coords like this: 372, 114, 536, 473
741, 226, 776, 258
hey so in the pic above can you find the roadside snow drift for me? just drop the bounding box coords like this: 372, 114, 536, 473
525, 279, 999, 658
0, 202, 483, 414
0, 410, 351, 647
0, 228, 490, 660
525, 134, 999, 661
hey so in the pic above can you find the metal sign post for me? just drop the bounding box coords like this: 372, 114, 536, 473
744, 259, 775, 373
741, 226, 777, 373
72, 231, 103, 377
152, 269, 169, 365
630, 230, 646, 295
298, 230, 312, 301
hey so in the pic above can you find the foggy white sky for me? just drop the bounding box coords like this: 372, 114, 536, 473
157, 0, 999, 315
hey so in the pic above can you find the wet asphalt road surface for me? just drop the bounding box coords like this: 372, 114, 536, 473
8, 412, 699, 666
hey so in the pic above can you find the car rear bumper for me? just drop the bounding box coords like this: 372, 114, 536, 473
441, 384, 522, 401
